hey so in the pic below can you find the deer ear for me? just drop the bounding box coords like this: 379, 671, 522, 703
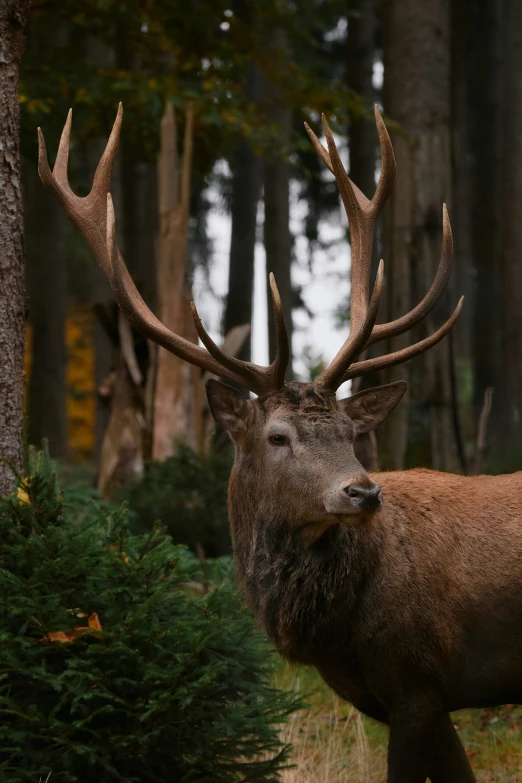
340, 380, 407, 434
206, 379, 249, 439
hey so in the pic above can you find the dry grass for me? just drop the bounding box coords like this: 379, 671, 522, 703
277, 672, 386, 783
277, 666, 522, 782
281, 701, 386, 783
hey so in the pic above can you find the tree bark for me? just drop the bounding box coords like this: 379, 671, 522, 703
152, 103, 200, 458
450, 0, 473, 371
499, 0, 522, 452
264, 146, 293, 378
448, 0, 474, 468
224, 68, 262, 366
346, 0, 377, 208
467, 0, 504, 445
262, 30, 293, 378
120, 160, 157, 309
0, 0, 30, 494
381, 0, 455, 471
24, 161, 68, 457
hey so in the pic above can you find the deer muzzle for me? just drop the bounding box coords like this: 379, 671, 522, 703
323, 478, 382, 517
344, 483, 382, 511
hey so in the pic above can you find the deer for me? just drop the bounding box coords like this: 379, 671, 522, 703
37, 102, 522, 783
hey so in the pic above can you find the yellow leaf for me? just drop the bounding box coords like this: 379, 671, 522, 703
17, 487, 30, 505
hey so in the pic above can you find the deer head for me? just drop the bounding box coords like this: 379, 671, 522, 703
38, 104, 462, 539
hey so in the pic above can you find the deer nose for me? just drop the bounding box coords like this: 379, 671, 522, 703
344, 483, 382, 511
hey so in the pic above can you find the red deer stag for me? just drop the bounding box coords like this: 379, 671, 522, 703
38, 104, 522, 783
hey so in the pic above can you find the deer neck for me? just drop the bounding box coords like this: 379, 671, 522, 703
230, 502, 375, 663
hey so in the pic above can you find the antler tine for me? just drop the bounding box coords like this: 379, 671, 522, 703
106, 190, 117, 273
189, 301, 263, 393
371, 105, 397, 216
317, 110, 395, 338
38, 118, 73, 205
91, 102, 123, 196
304, 121, 334, 174
321, 114, 366, 218
269, 273, 291, 389
318, 259, 384, 390
367, 204, 454, 347
341, 297, 464, 382
188, 273, 290, 395
105, 194, 253, 389
52, 108, 72, 186
39, 105, 122, 279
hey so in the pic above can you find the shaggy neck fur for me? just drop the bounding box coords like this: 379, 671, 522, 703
230, 471, 380, 663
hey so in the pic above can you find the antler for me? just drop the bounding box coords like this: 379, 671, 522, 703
305, 106, 463, 390
38, 105, 290, 397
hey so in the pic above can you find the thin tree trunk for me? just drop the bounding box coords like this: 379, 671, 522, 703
152, 103, 199, 458
499, 0, 522, 453
449, 0, 474, 464
264, 147, 293, 378
25, 161, 68, 456
263, 30, 293, 378
346, 0, 377, 208
468, 0, 504, 441
224, 69, 262, 366
450, 0, 473, 371
0, 0, 29, 493
381, 0, 455, 471
121, 161, 157, 309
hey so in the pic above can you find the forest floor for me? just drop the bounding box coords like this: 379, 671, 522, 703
277, 663, 522, 782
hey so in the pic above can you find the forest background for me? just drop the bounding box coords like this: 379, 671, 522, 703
2, 0, 520, 489
1, 1, 522, 779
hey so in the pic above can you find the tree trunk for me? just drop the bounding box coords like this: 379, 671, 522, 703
346, 0, 377, 208
120, 160, 157, 309
152, 103, 200, 458
224, 68, 262, 366
381, 0, 455, 471
449, 0, 474, 469
264, 150, 293, 378
499, 0, 522, 456
263, 30, 293, 378
24, 161, 68, 457
97, 313, 145, 494
0, 0, 29, 494
467, 0, 504, 444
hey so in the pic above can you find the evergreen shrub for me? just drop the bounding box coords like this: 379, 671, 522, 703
119, 445, 232, 557
0, 450, 298, 782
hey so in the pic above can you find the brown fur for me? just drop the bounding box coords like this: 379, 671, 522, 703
207, 379, 522, 782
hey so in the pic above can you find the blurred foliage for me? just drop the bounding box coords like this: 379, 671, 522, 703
0, 447, 300, 781
21, 0, 358, 167
118, 444, 233, 557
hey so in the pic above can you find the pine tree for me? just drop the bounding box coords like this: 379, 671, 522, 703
0, 449, 298, 782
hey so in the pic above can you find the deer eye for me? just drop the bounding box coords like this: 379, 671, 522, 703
269, 434, 286, 446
